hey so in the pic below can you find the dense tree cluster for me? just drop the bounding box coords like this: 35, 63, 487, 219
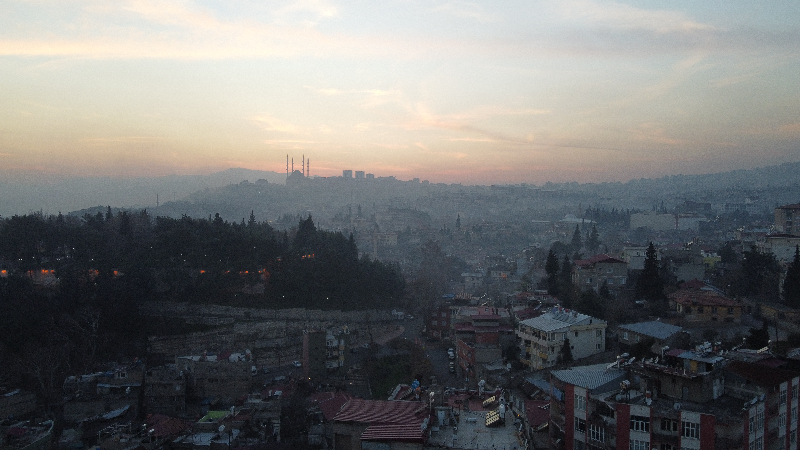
0, 211, 405, 397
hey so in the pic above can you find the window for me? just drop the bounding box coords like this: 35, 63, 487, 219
757, 410, 764, 429
792, 405, 797, 423
755, 436, 763, 450
661, 418, 678, 432
697, 306, 704, 313
780, 412, 787, 429
575, 394, 586, 411
596, 343, 601, 350
636, 335, 640, 343
574, 441, 585, 450
749, 415, 755, 432
575, 418, 586, 433
781, 388, 788, 405
630, 415, 650, 432
711, 306, 718, 314
630, 440, 649, 450
681, 421, 699, 439
728, 307, 734, 315
660, 445, 675, 450
589, 424, 604, 442
596, 330, 602, 337
623, 332, 629, 340
441, 312, 446, 317
575, 331, 579, 337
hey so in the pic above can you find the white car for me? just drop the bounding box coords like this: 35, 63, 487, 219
292, 360, 302, 367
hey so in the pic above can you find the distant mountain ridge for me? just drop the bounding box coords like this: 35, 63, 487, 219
0, 168, 286, 217
1, 162, 799, 218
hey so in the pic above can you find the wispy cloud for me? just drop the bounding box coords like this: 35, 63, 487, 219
433, 2, 500, 23
555, 0, 715, 34
249, 115, 302, 134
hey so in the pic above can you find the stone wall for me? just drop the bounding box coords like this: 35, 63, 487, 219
143, 302, 399, 368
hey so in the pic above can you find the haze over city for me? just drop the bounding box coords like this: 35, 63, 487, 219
2, 0, 799, 187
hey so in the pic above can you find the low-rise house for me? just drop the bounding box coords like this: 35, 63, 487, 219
176, 351, 253, 404
461, 272, 484, 292
144, 365, 186, 416
517, 307, 607, 370
451, 305, 515, 347
763, 234, 800, 263
775, 202, 800, 236
571, 254, 627, 292
669, 280, 743, 323
328, 399, 428, 450
617, 321, 683, 352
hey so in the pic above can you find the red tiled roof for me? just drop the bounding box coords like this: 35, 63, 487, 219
308, 392, 351, 421
574, 254, 626, 267
669, 290, 738, 307
146, 414, 191, 438
679, 279, 707, 290
525, 400, 550, 428
361, 424, 425, 443
333, 399, 426, 425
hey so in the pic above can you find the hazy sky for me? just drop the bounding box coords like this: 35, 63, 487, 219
1, 0, 799, 185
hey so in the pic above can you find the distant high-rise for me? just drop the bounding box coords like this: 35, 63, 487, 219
355, 171, 365, 179
366, 173, 374, 180
342, 170, 353, 179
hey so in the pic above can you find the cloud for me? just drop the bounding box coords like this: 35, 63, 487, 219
433, 2, 500, 23
555, 0, 715, 34
249, 115, 302, 134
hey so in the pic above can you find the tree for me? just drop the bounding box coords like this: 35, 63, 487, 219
745, 321, 770, 350
783, 245, 800, 308
586, 225, 600, 253
570, 225, 582, 252
545, 250, 560, 295
636, 242, 664, 301
575, 289, 604, 319
737, 246, 780, 300
558, 255, 576, 307
558, 338, 574, 364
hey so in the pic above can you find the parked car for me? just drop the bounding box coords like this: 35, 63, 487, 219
449, 361, 455, 373
447, 348, 455, 360
292, 360, 302, 367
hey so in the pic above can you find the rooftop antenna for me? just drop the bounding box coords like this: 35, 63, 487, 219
286, 155, 289, 180
292, 157, 294, 173
302, 154, 305, 177
307, 158, 309, 177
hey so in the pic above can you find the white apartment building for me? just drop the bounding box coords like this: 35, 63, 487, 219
517, 307, 606, 370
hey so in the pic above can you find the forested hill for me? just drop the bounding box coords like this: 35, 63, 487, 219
0, 211, 404, 311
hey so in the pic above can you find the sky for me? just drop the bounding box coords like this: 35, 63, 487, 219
1, 0, 799, 185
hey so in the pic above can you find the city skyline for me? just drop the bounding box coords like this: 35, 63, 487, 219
1, 0, 799, 185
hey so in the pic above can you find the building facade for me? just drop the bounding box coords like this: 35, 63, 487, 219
517, 308, 607, 370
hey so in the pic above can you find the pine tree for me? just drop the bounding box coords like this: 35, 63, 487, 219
783, 245, 800, 308
570, 225, 582, 252
545, 250, 560, 295
559, 338, 574, 364
587, 225, 600, 253
636, 242, 663, 301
